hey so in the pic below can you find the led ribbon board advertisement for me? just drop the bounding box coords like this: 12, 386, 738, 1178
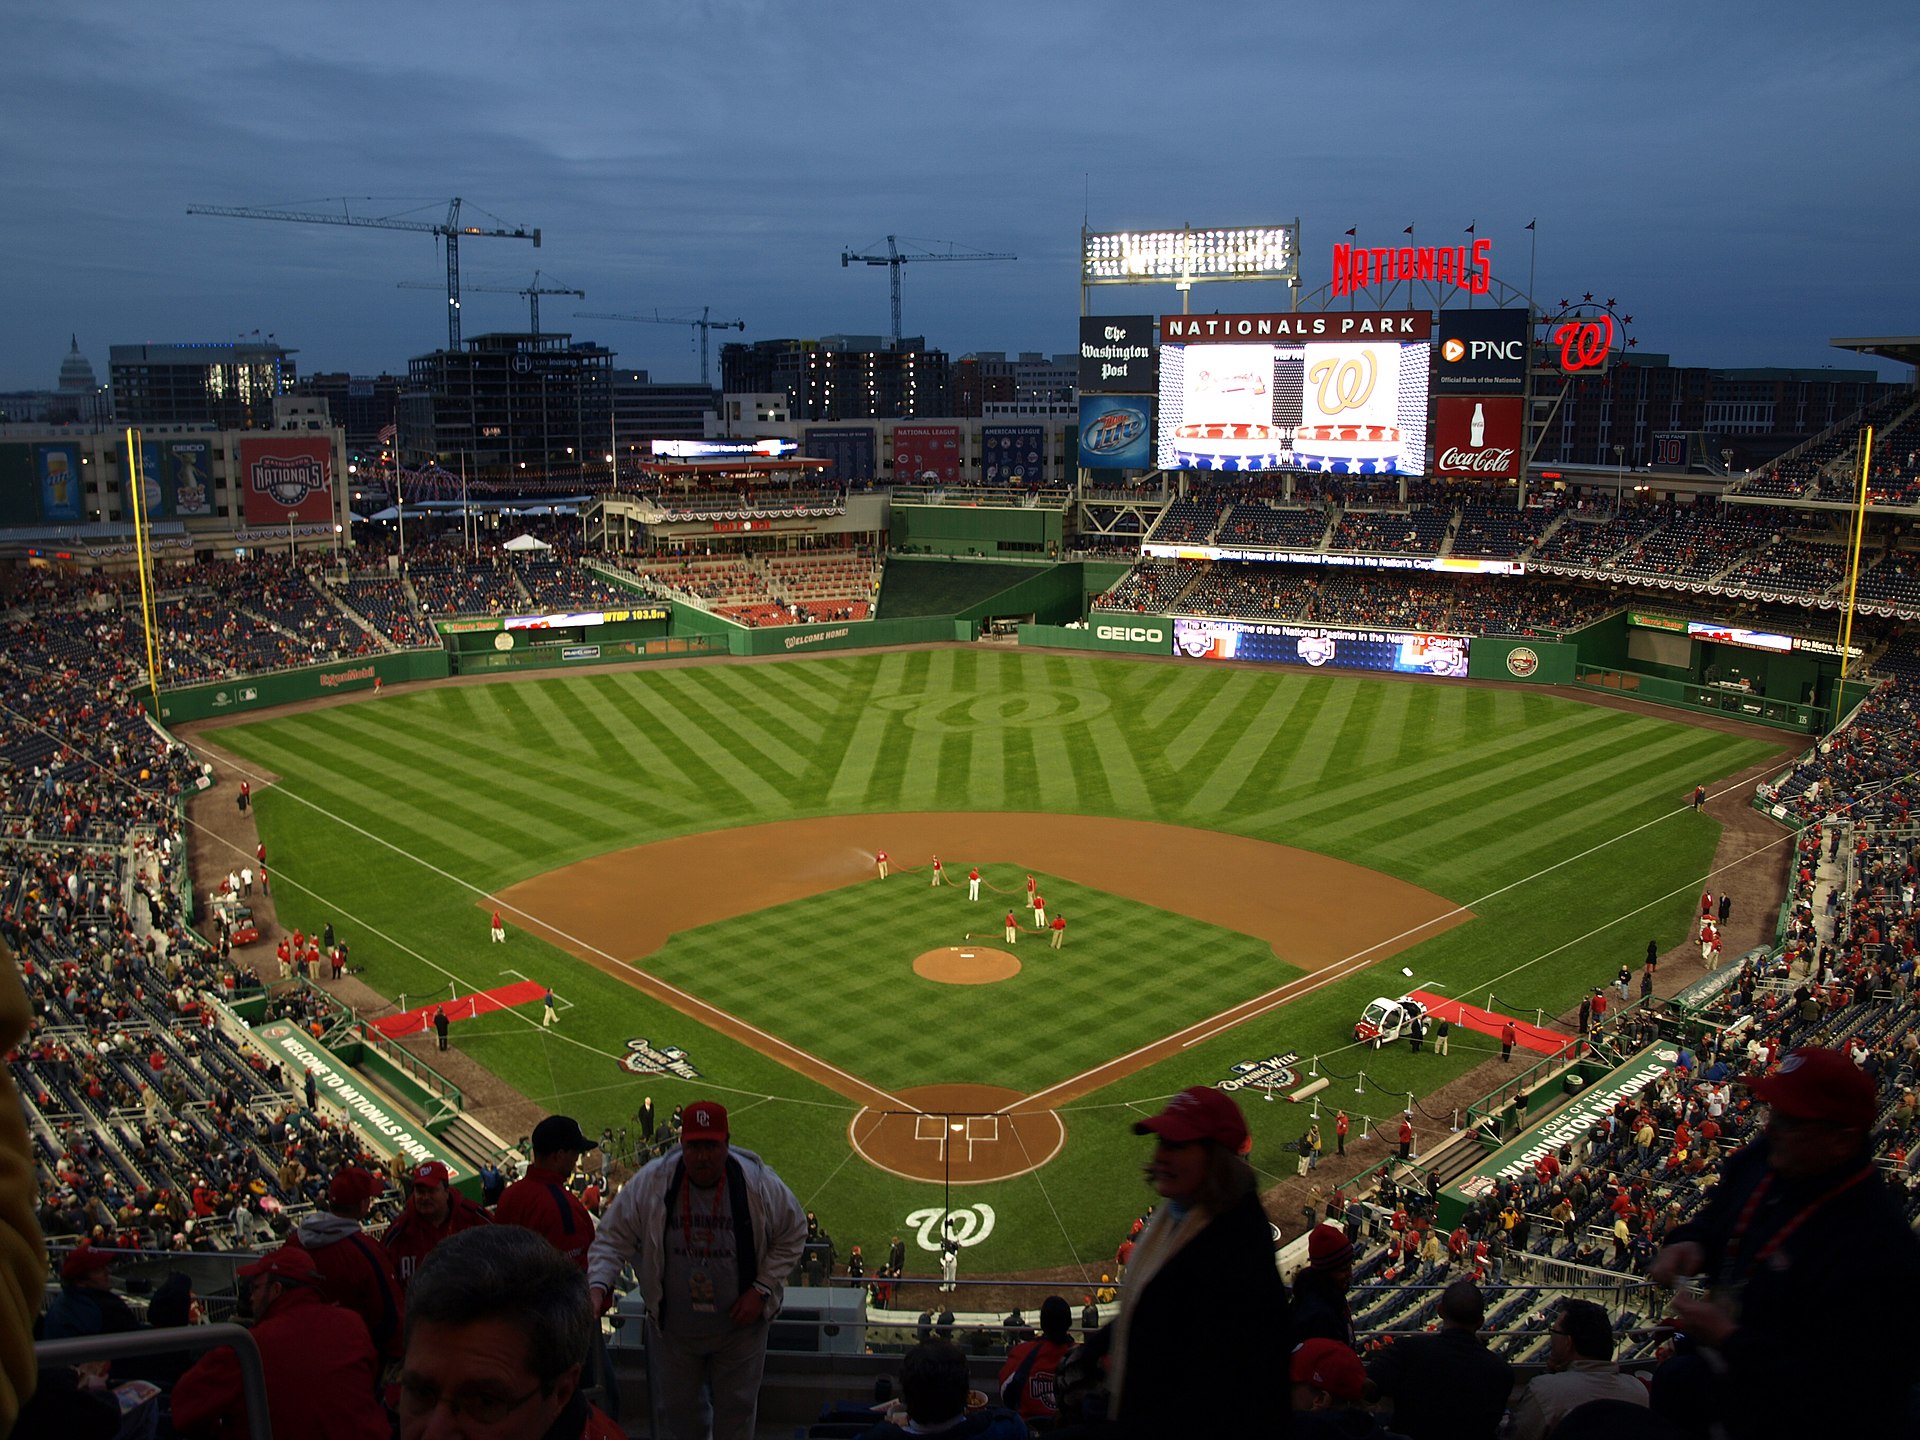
1157, 312, 1430, 476
1173, 616, 1468, 677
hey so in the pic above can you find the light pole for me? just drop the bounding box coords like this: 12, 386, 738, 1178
1613, 444, 1626, 509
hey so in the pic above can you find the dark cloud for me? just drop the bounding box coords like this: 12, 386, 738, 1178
3, 1, 1915, 389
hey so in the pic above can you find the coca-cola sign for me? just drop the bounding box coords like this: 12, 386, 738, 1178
1433, 396, 1522, 479
1438, 445, 1518, 473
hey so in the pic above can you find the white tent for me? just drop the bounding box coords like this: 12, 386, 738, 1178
500, 533, 552, 552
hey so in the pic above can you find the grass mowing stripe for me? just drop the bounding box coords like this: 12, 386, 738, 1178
621, 674, 789, 816
1286, 678, 1361, 789
707, 664, 831, 743
1244, 705, 1635, 836
223, 727, 528, 873
821, 661, 894, 812
1160, 670, 1254, 774
568, 680, 708, 823
1000, 724, 1040, 815
659, 667, 815, 780
1078, 702, 1154, 820
579, 675, 705, 791
895, 650, 955, 811
322, 702, 664, 848
1186, 672, 1313, 816
1362, 682, 1420, 770
517, 680, 607, 758
1030, 720, 1083, 815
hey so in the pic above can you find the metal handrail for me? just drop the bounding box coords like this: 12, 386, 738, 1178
35, 1324, 273, 1437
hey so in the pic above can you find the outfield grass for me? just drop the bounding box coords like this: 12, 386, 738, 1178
214, 650, 1781, 1270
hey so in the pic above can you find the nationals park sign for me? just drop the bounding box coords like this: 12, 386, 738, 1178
1446, 1041, 1679, 1209
254, 1020, 466, 1184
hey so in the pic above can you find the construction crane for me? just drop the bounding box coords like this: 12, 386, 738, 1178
186, 197, 541, 350
839, 235, 1016, 346
573, 307, 745, 385
399, 271, 583, 339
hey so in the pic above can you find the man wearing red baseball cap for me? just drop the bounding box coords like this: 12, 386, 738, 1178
1650, 1047, 1920, 1438
172, 1246, 390, 1440
1091, 1086, 1287, 1436
40, 1243, 139, 1343
384, 1160, 494, 1290
289, 1163, 407, 1361
587, 1099, 807, 1440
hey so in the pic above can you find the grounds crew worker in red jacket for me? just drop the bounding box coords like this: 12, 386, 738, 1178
495, 1115, 598, 1268
587, 1099, 808, 1440
171, 1245, 389, 1440
383, 1159, 493, 1290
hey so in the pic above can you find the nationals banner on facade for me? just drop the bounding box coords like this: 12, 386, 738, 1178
1433, 396, 1523, 479
239, 436, 335, 524
891, 424, 961, 485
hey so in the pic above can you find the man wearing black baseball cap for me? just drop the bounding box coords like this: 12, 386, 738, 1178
1650, 1047, 1920, 1438
588, 1099, 807, 1440
495, 1115, 598, 1270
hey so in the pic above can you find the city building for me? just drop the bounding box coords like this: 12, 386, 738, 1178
951, 352, 1076, 417
0, 337, 111, 425
1535, 353, 1901, 471
398, 332, 612, 489
611, 370, 719, 472
109, 339, 296, 430
295, 371, 405, 453
720, 336, 951, 421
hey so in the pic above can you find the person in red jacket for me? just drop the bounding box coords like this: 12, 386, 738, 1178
494, 1116, 596, 1269
997, 1295, 1076, 1425
1398, 1113, 1415, 1159
171, 1245, 389, 1440
289, 1165, 406, 1362
383, 1160, 493, 1291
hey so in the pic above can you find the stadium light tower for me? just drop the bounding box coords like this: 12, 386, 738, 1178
1081, 224, 1300, 315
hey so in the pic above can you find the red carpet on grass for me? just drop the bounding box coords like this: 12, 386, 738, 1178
369, 980, 548, 1039
1409, 990, 1568, 1055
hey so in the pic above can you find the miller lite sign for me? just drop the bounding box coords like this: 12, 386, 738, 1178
239, 436, 335, 524
1434, 396, 1523, 479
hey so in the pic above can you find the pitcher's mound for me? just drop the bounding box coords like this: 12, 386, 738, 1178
913, 946, 1020, 984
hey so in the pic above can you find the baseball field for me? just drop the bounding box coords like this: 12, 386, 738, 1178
209, 647, 1778, 1272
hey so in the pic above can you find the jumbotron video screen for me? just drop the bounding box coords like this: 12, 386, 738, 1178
1157, 311, 1431, 477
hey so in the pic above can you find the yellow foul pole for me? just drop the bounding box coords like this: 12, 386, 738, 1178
124, 429, 164, 715
1838, 425, 1874, 685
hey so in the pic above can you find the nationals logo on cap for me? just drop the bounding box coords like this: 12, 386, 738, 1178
681, 1101, 729, 1142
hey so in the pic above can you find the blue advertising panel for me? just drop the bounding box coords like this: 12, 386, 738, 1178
1078, 396, 1153, 470
37, 443, 82, 521
803, 427, 877, 483
1173, 616, 1469, 677
982, 425, 1046, 485
133, 440, 168, 519
165, 439, 215, 516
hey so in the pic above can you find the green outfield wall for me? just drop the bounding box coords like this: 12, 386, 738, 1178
1022, 616, 1173, 655
891, 502, 1064, 557
1466, 638, 1578, 685
154, 649, 449, 724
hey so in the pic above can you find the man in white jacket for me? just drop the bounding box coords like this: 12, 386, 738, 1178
587, 1099, 807, 1440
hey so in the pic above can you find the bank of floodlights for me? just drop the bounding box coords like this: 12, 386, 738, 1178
1081, 224, 1299, 289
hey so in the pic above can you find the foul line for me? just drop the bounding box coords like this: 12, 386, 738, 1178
1013, 770, 1781, 1111
176, 733, 914, 1116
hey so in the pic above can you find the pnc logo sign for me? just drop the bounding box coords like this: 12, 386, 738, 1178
1095, 625, 1164, 643
1443, 338, 1524, 363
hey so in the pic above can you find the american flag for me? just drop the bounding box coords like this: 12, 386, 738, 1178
377, 423, 396, 446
